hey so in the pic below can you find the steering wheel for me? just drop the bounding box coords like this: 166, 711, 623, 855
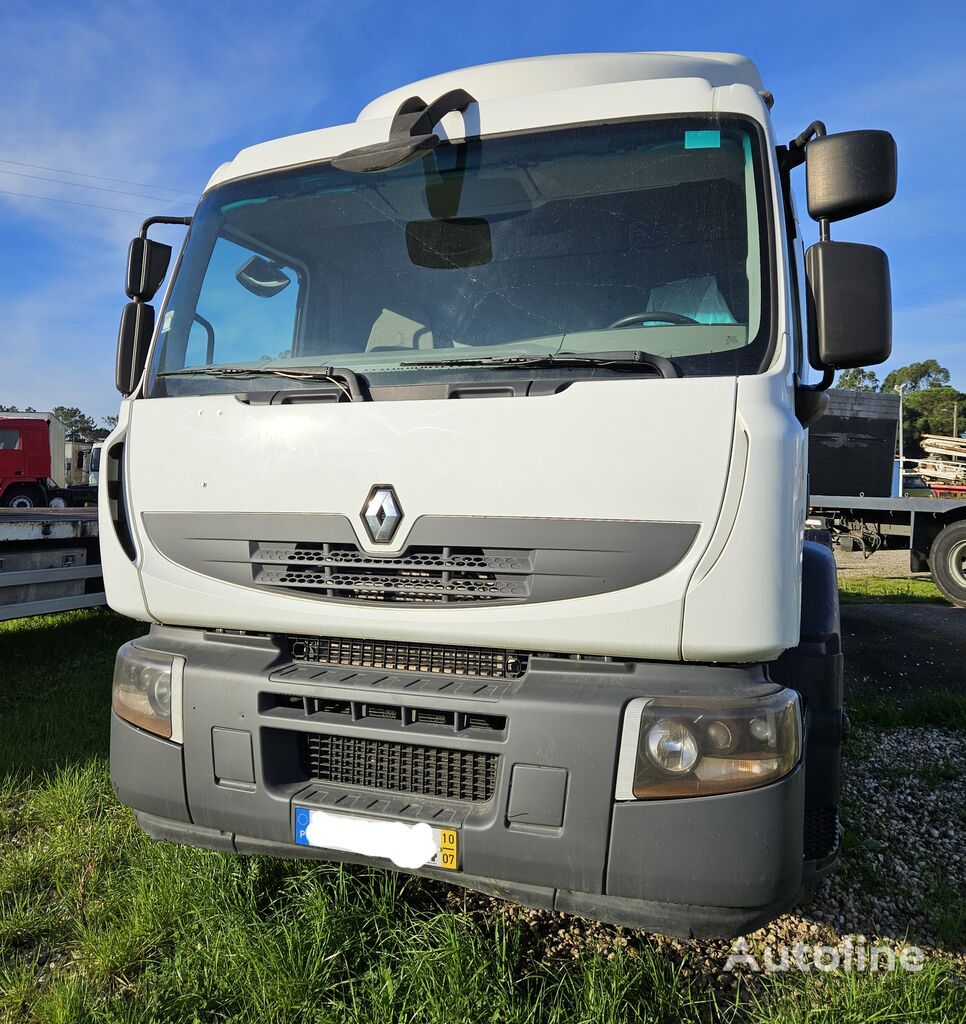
607, 311, 699, 329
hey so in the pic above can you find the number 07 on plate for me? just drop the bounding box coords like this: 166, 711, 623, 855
436, 828, 459, 871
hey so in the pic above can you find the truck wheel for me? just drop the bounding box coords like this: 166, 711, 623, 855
929, 521, 966, 608
1, 486, 42, 509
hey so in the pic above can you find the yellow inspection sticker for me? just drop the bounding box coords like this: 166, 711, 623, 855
436, 828, 459, 871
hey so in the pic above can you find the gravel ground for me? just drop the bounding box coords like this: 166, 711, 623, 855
834, 547, 928, 579
439, 726, 966, 991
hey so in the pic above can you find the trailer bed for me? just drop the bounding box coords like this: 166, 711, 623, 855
809, 492, 966, 605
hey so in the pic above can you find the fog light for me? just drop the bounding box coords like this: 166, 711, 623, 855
646, 719, 699, 774
112, 642, 181, 739
615, 689, 801, 800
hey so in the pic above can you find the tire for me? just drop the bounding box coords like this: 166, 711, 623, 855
1, 485, 42, 509
929, 520, 966, 608
48, 495, 68, 509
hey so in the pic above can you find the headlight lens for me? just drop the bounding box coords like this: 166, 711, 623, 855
623, 690, 801, 799
112, 642, 176, 738
645, 719, 700, 774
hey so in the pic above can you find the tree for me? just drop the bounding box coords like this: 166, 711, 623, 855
52, 406, 102, 442
902, 386, 966, 449
835, 368, 880, 391
4, 404, 112, 438
882, 360, 950, 393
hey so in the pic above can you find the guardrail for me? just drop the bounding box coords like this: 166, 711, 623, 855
0, 509, 105, 622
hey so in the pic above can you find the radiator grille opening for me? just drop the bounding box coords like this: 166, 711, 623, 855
362, 704, 401, 721
463, 713, 506, 732
301, 733, 498, 802
255, 543, 532, 604
289, 635, 526, 679
310, 698, 352, 716
413, 709, 454, 727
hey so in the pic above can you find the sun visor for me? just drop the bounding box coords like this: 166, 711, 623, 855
647, 276, 736, 325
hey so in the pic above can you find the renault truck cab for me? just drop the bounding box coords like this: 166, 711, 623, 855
104, 52, 896, 936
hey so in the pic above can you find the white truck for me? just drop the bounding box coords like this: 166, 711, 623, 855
104, 52, 897, 936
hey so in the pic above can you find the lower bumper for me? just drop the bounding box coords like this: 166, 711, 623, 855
111, 626, 811, 938
133, 806, 802, 939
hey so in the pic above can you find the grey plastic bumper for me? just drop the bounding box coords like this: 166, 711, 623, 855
112, 625, 809, 938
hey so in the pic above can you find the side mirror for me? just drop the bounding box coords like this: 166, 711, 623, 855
806, 130, 897, 223
116, 302, 155, 395
805, 240, 891, 370
126, 237, 172, 301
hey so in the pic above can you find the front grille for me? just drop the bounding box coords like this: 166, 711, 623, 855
302, 733, 498, 802
254, 543, 533, 604
290, 635, 527, 679
804, 804, 839, 861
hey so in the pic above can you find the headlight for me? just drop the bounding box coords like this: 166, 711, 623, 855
112, 642, 182, 740
645, 719, 700, 774
616, 690, 801, 800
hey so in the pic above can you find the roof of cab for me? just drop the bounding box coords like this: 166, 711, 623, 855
207, 52, 766, 190
358, 52, 764, 120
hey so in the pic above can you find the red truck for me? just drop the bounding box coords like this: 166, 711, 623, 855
0, 414, 67, 508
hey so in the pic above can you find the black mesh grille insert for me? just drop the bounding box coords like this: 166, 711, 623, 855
804, 804, 839, 861
302, 733, 498, 802
254, 542, 533, 604
289, 635, 527, 679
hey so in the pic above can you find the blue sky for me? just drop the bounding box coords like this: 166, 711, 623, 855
1, 0, 964, 420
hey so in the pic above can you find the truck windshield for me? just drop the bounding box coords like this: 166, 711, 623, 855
148, 116, 770, 396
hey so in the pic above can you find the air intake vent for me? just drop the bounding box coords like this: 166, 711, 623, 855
804, 804, 839, 861
362, 703, 401, 721
254, 543, 533, 604
301, 733, 498, 802
289, 635, 526, 679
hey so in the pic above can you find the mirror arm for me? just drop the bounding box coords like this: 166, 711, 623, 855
800, 367, 835, 393
779, 120, 828, 172
788, 120, 827, 151
793, 368, 835, 429
787, 122, 834, 239
139, 215, 192, 240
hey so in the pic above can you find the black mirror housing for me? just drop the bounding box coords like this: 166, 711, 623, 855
116, 302, 155, 395
235, 255, 292, 297
806, 130, 897, 222
805, 240, 891, 370
126, 237, 172, 301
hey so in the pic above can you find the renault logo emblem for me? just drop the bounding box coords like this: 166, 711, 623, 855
362, 485, 403, 543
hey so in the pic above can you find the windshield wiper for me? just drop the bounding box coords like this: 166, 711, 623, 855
399, 350, 681, 379
157, 365, 369, 401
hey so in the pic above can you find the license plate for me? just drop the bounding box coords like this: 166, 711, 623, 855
294, 806, 459, 871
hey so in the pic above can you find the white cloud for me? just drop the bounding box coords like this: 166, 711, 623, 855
0, 1, 354, 414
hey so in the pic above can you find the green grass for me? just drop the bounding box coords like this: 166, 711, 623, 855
1, 610, 964, 1023
0, 609, 143, 777
846, 689, 966, 731
837, 576, 945, 604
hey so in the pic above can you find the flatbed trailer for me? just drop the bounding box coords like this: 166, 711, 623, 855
0, 509, 104, 621
809, 493, 966, 606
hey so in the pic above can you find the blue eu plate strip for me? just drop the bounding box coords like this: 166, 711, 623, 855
294, 806, 310, 845
685, 130, 721, 150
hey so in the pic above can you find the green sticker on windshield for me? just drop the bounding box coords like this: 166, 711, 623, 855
684, 130, 721, 149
